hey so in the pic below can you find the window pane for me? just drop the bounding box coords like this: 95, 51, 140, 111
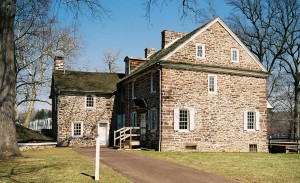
86, 95, 94, 107
179, 109, 188, 129
73, 122, 82, 136
197, 45, 203, 57
247, 112, 255, 129
209, 76, 215, 92
232, 50, 237, 60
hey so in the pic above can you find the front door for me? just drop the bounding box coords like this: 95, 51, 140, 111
98, 123, 108, 146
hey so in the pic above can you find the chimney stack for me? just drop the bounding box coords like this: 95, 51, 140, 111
54, 56, 64, 70
144, 48, 155, 58
161, 30, 186, 49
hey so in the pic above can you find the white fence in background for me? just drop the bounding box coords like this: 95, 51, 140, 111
29, 118, 52, 131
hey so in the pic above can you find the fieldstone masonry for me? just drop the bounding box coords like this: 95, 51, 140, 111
56, 94, 114, 146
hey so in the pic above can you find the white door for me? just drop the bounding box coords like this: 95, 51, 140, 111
98, 123, 108, 146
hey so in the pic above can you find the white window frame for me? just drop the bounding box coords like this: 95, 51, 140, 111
208, 74, 217, 95
150, 73, 157, 94
85, 94, 95, 108
231, 48, 239, 62
243, 110, 260, 131
71, 121, 83, 138
174, 107, 195, 132
148, 108, 158, 131
196, 43, 205, 59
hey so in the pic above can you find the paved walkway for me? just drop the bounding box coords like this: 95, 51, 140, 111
73, 147, 238, 183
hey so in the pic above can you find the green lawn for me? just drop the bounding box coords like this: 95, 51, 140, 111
128, 151, 300, 183
0, 148, 130, 183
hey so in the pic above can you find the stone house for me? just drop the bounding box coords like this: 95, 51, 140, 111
50, 56, 124, 146
116, 17, 270, 152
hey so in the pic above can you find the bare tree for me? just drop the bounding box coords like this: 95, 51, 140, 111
0, 0, 21, 157
103, 50, 120, 73
144, 0, 217, 23
0, 0, 109, 158
227, 0, 300, 138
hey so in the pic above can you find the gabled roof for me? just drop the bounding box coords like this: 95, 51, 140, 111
52, 70, 124, 94
161, 17, 267, 72
121, 17, 267, 82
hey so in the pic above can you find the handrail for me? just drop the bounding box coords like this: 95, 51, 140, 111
114, 127, 140, 149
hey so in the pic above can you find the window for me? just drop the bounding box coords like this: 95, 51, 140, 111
72, 121, 83, 137
231, 48, 239, 62
86, 95, 95, 108
179, 109, 188, 130
132, 81, 135, 99
249, 144, 257, 152
243, 111, 260, 131
148, 108, 158, 130
208, 74, 217, 94
150, 73, 157, 93
117, 114, 125, 129
131, 112, 137, 127
174, 108, 195, 131
196, 44, 205, 58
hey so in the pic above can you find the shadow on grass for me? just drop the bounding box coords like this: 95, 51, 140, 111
81, 172, 95, 180
0, 163, 55, 182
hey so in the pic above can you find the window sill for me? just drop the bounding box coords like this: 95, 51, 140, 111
244, 129, 259, 132
208, 92, 217, 95
175, 130, 191, 133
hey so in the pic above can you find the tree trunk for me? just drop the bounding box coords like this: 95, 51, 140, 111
294, 81, 300, 140
0, 0, 21, 158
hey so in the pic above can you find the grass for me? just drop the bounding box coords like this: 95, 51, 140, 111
0, 148, 130, 183
127, 151, 300, 183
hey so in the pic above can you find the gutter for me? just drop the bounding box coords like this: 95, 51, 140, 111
158, 67, 162, 152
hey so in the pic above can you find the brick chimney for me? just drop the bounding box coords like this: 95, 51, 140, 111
54, 56, 64, 70
161, 30, 186, 49
144, 48, 155, 58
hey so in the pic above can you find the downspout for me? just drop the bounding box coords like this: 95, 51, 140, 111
158, 67, 162, 152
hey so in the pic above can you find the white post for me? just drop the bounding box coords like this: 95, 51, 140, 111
95, 136, 100, 181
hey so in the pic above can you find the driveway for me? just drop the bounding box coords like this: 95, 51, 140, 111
73, 147, 238, 183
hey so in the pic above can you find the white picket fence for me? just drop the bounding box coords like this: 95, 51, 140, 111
29, 118, 52, 131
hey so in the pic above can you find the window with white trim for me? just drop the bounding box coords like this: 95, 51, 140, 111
150, 73, 157, 93
86, 95, 95, 108
231, 48, 239, 62
148, 108, 158, 130
243, 111, 260, 131
174, 108, 195, 131
196, 44, 205, 58
131, 112, 137, 127
208, 74, 217, 94
72, 121, 83, 137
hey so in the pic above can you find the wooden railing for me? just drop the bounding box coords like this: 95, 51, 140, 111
114, 127, 140, 149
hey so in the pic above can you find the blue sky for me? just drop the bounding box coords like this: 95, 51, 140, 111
69, 0, 232, 72
32, 0, 232, 111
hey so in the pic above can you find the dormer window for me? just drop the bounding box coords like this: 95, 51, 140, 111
231, 48, 239, 62
196, 43, 205, 59
86, 95, 95, 108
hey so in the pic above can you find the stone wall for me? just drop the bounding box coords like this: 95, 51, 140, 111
122, 69, 160, 149
167, 22, 264, 72
160, 68, 268, 152
56, 93, 114, 147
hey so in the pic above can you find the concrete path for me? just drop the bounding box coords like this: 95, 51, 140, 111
73, 147, 238, 183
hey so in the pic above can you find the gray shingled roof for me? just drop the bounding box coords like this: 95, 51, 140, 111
52, 70, 124, 94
